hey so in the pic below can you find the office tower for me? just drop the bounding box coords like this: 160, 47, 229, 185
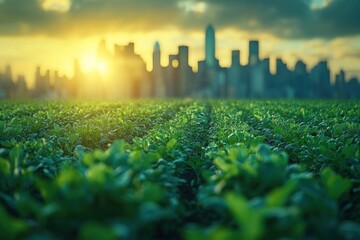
5, 65, 12, 80
15, 75, 27, 98
34, 67, 50, 98
169, 54, 179, 68
0, 65, 14, 98
274, 58, 289, 97
294, 60, 307, 74
124, 42, 135, 55
205, 25, 216, 68
249, 63, 265, 98
167, 54, 179, 97
336, 70, 345, 84
178, 45, 193, 96
294, 60, 308, 98
153, 41, 165, 98
153, 41, 161, 71
178, 45, 189, 67
346, 77, 360, 98
276, 58, 289, 82
262, 58, 271, 93
227, 50, 241, 98
310, 60, 331, 98
334, 70, 345, 98
231, 50, 240, 66
34, 66, 42, 96
249, 40, 259, 66
112, 42, 149, 98
262, 58, 270, 75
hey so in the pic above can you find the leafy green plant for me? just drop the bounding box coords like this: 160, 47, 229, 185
0, 100, 359, 239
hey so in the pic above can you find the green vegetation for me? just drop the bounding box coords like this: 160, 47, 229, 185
0, 100, 359, 239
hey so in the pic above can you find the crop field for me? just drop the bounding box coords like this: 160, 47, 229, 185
0, 100, 359, 239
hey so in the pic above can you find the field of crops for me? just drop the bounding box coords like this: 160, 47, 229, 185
0, 100, 359, 239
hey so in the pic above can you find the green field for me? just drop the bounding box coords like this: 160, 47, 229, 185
0, 100, 359, 239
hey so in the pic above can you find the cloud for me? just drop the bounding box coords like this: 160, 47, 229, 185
0, 0, 359, 39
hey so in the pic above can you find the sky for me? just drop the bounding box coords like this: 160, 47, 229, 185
0, 0, 360, 88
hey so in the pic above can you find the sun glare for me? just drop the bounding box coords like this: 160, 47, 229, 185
81, 56, 108, 76
178, 1, 207, 14
308, 0, 332, 10
42, 0, 71, 12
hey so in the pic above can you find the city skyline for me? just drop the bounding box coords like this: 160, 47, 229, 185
1, 0, 360, 87
1, 27, 359, 89
1, 24, 359, 99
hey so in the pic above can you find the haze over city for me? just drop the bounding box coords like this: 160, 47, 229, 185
0, 0, 360, 87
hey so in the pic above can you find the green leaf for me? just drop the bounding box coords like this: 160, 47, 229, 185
226, 193, 263, 240
166, 139, 177, 151
321, 167, 352, 199
266, 180, 298, 207
86, 163, 114, 185
227, 133, 238, 145
185, 226, 233, 240
0, 157, 10, 176
0, 206, 28, 239
78, 222, 118, 240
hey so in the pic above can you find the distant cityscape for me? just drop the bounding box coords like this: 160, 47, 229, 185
1, 25, 360, 99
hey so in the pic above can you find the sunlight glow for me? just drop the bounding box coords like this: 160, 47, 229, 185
41, 0, 71, 12
308, 0, 332, 10
81, 56, 108, 76
178, 1, 207, 14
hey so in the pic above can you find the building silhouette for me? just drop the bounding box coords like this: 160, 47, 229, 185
0, 65, 15, 98
205, 25, 216, 68
1, 24, 359, 99
152, 42, 166, 98
227, 50, 245, 98
249, 40, 259, 66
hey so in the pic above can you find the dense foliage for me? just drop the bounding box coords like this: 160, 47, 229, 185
0, 100, 359, 240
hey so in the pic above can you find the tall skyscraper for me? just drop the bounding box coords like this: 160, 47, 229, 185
178, 45, 193, 96
294, 60, 307, 74
310, 60, 331, 98
231, 50, 240, 66
153, 41, 161, 71
178, 45, 189, 67
205, 25, 216, 68
227, 50, 242, 98
153, 41, 165, 98
249, 40, 259, 66
5, 65, 12, 80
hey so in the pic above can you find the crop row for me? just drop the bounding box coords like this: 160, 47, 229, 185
229, 101, 360, 221
0, 100, 359, 239
0, 101, 212, 239
0, 101, 183, 180
186, 101, 358, 239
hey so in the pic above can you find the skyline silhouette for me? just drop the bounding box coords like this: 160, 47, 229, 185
1, 0, 360, 87
1, 24, 359, 99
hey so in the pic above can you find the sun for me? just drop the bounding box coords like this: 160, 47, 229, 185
81, 55, 108, 76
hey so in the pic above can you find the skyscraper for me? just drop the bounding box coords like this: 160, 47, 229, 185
152, 41, 165, 98
205, 25, 216, 68
178, 45, 193, 96
293, 60, 307, 98
153, 41, 161, 72
178, 45, 189, 67
231, 50, 240, 66
227, 50, 242, 98
249, 40, 259, 66
310, 60, 331, 98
